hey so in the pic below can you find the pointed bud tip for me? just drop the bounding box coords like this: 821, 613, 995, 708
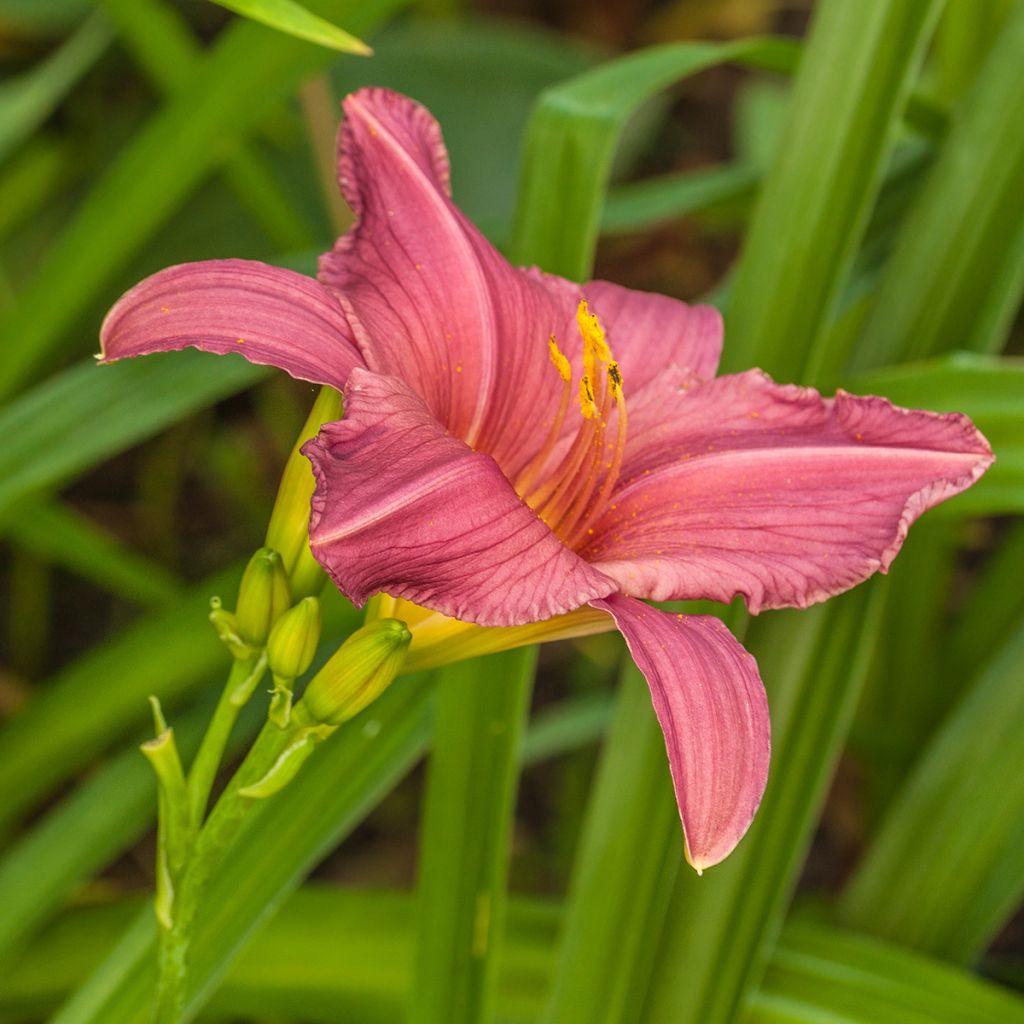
299, 617, 412, 726
266, 596, 322, 682
236, 546, 292, 646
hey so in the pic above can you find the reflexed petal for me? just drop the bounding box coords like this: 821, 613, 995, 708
304, 368, 616, 626
319, 88, 572, 475
582, 279, 723, 387
585, 371, 993, 612
592, 593, 769, 871
100, 259, 362, 388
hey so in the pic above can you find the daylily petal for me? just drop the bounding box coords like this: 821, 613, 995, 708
303, 368, 616, 627
319, 88, 572, 476
582, 279, 723, 387
584, 371, 993, 611
592, 593, 769, 871
99, 259, 362, 388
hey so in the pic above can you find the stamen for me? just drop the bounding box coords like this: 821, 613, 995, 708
521, 301, 628, 547
565, 365, 628, 548
515, 335, 573, 496
548, 335, 571, 383
579, 375, 599, 419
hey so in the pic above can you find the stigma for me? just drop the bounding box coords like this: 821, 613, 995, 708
515, 300, 628, 550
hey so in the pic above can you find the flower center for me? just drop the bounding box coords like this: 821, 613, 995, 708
514, 300, 628, 550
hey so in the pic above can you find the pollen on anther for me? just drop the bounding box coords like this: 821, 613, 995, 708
578, 375, 598, 419
548, 335, 571, 383
608, 361, 623, 397
236, 338, 246, 345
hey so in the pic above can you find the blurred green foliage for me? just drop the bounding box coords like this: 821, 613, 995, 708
0, 0, 1021, 1022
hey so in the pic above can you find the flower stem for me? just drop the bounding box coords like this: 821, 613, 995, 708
150, 715, 298, 1023
185, 652, 267, 827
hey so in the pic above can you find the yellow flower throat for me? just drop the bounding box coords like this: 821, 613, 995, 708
515, 300, 628, 550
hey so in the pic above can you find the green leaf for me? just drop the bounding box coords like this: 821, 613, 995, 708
754, 921, 1024, 1024
0, 12, 113, 164
849, 2, 1024, 368
539, 663, 680, 1024
838, 622, 1024, 963
410, 649, 536, 1024
0, 352, 269, 520
0, 565, 241, 838
599, 163, 759, 237
0, 696, 259, 968
642, 587, 884, 1024
845, 353, 1024, 516
0, 0, 406, 400
929, 0, 1015, 105
507, 36, 799, 280
519, 691, 613, 765
98, 0, 318, 253
2, 497, 183, 607
210, 0, 370, 54
49, 677, 435, 1024
851, 521, 960, 819
12, 891, 1024, 1024
945, 519, 1024, 689
722, 0, 942, 381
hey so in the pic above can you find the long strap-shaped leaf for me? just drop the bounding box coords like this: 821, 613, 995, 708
849, 1, 1024, 369
723, 0, 940, 381
0, 696, 255, 967
0, 682, 609, 1003
641, 592, 884, 1024
98, 0, 317, 252
0, 0, 405, 400
0, 352, 268, 520
846, 354, 1024, 518
0, 564, 241, 837
506, 35, 799, 280
0, 11, 113, 164
410, 649, 536, 1024
49, 676, 435, 1024
539, 663, 681, 1024
838, 622, 1024, 962
12, 890, 1024, 1024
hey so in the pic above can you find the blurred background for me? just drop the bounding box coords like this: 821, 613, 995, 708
0, 1, 1021, 1022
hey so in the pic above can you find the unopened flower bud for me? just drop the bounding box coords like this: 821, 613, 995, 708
300, 618, 412, 726
267, 597, 321, 683
265, 387, 342, 598
235, 547, 291, 647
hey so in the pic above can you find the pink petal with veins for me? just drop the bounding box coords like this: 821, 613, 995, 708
304, 368, 616, 627
593, 593, 770, 871
99, 259, 362, 388
585, 371, 993, 611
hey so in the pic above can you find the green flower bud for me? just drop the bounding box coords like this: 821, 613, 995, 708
267, 597, 321, 682
265, 387, 342, 597
235, 547, 291, 647
300, 618, 412, 726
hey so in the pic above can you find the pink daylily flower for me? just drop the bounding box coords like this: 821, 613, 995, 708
100, 88, 992, 871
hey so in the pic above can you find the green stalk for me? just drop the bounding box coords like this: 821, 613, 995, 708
150, 716, 299, 1022
185, 653, 267, 827
409, 649, 536, 1024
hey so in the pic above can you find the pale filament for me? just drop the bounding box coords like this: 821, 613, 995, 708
513, 336, 573, 497
520, 301, 628, 551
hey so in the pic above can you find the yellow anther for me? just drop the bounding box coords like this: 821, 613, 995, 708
577, 300, 611, 383
579, 375, 599, 419
548, 335, 572, 383
608, 361, 623, 399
